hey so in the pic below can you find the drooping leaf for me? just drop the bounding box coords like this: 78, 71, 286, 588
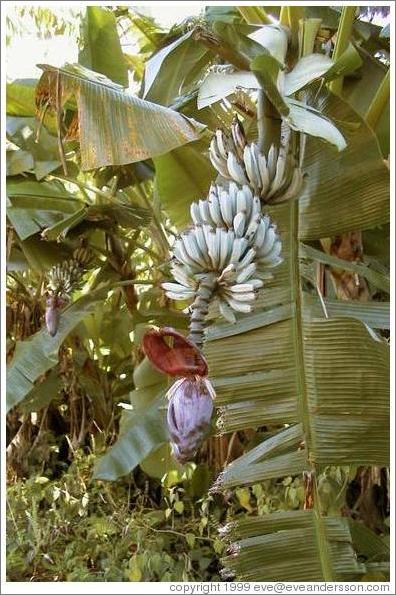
20, 368, 63, 413
41, 206, 88, 241
248, 24, 288, 65
19, 235, 71, 271
36, 63, 204, 170
197, 70, 258, 110
284, 54, 334, 96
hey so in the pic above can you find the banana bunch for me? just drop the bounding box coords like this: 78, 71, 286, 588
47, 246, 91, 297
209, 118, 304, 204
163, 182, 282, 342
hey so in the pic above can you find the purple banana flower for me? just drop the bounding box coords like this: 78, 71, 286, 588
45, 295, 66, 337
166, 376, 215, 464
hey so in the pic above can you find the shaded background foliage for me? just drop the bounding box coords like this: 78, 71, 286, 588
5, 4, 390, 582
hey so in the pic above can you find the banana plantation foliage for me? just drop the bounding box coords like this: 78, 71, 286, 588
5, 4, 390, 584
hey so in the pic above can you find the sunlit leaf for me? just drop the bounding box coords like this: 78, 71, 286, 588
286, 98, 347, 151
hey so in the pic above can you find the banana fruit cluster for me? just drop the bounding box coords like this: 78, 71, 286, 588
47, 246, 91, 297
209, 118, 304, 203
163, 182, 282, 339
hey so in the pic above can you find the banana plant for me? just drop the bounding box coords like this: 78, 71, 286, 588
139, 6, 389, 581
6, 5, 389, 581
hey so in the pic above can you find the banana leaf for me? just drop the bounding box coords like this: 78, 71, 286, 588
7, 178, 83, 240
35, 63, 204, 170
204, 91, 389, 580
220, 511, 365, 581
92, 396, 168, 481
143, 30, 210, 106
79, 6, 129, 86
93, 357, 169, 480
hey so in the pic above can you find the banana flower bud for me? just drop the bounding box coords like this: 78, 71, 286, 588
142, 327, 215, 463
167, 376, 215, 464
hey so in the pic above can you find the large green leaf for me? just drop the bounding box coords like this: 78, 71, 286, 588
6, 288, 108, 412
7, 178, 82, 240
143, 30, 210, 106
6, 116, 61, 179
197, 70, 258, 110
248, 24, 288, 65
299, 88, 389, 239
36, 63, 204, 170
20, 368, 62, 413
205, 95, 389, 578
283, 54, 333, 96
19, 235, 71, 271
79, 6, 128, 86
92, 354, 169, 480
154, 139, 215, 228
93, 396, 168, 481
221, 510, 365, 581
127, 9, 166, 53
324, 43, 363, 83
6, 79, 37, 116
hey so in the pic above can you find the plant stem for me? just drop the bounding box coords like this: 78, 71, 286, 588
279, 6, 289, 26
138, 188, 170, 254
193, 27, 249, 71
257, 89, 279, 153
49, 175, 111, 201
329, 7, 356, 95
290, 199, 335, 582
365, 70, 390, 130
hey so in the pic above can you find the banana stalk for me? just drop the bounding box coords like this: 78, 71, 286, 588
165, 181, 282, 348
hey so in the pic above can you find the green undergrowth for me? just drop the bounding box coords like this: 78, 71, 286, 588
6, 448, 312, 582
